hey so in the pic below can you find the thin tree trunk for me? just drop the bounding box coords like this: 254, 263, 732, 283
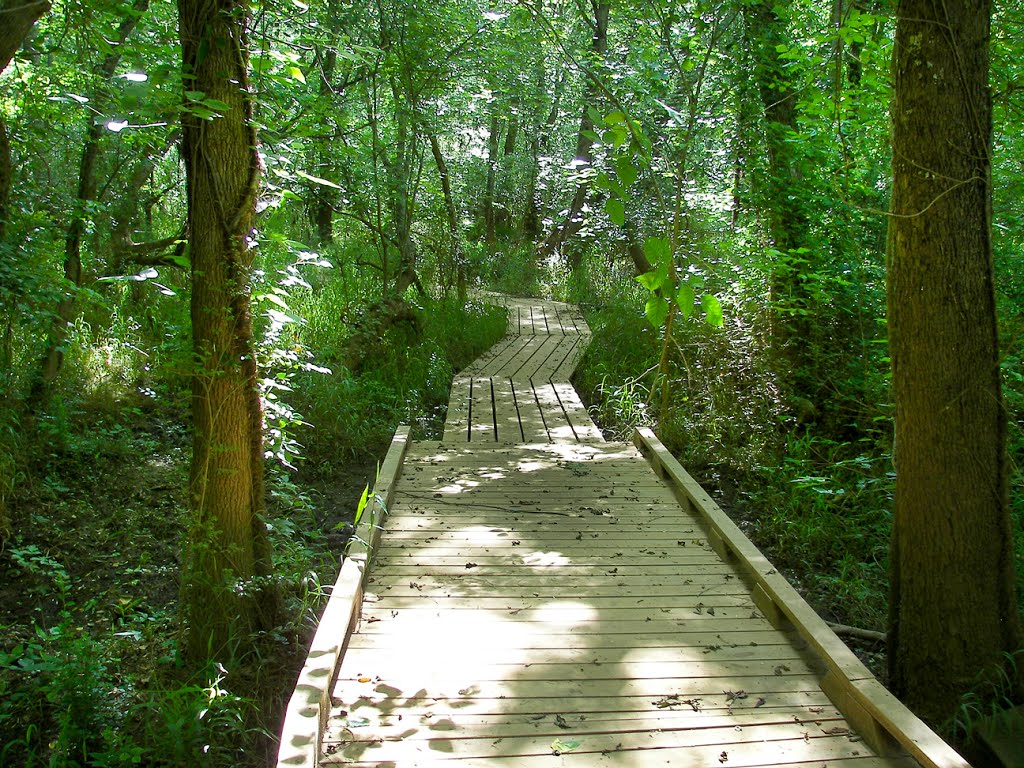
484, 112, 499, 246
537, 1, 608, 264
31, 0, 149, 404
887, 0, 1022, 728
743, 0, 816, 400
502, 116, 518, 157
525, 69, 565, 240
178, 0, 277, 661
311, 6, 340, 246
428, 132, 465, 301
387, 78, 422, 296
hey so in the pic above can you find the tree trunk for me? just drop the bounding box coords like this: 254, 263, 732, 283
0, 0, 49, 72
428, 132, 466, 301
887, 0, 1021, 728
386, 81, 422, 297
311, 23, 339, 246
177, 0, 277, 661
537, 1, 608, 264
484, 112, 499, 246
502, 116, 518, 157
743, 0, 816, 399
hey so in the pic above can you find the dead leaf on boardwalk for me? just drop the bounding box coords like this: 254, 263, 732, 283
773, 664, 791, 675
554, 714, 570, 729
719, 751, 728, 763
652, 694, 681, 709
724, 690, 747, 703
465, 562, 478, 569
756, 697, 767, 707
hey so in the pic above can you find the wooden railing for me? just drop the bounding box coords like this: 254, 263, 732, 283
275, 427, 410, 768
633, 427, 971, 768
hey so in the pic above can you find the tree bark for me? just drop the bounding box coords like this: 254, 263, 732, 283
887, 0, 1021, 727
428, 132, 465, 300
0, 0, 48, 73
177, 0, 277, 661
311, 4, 340, 246
484, 111, 499, 246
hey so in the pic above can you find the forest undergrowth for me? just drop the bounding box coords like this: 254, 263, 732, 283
0, 271, 505, 766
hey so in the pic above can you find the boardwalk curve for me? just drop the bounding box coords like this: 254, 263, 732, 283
277, 296, 969, 768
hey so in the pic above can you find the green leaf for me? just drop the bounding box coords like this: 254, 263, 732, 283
295, 169, 342, 189
644, 236, 671, 267
353, 484, 370, 526
551, 739, 582, 755
286, 65, 306, 83
261, 292, 289, 310
615, 157, 638, 188
701, 294, 723, 327
636, 271, 659, 291
604, 198, 625, 227
603, 126, 628, 148
604, 110, 626, 125
677, 283, 695, 320
645, 296, 669, 329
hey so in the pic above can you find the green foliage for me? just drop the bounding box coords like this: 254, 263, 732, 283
950, 650, 1024, 744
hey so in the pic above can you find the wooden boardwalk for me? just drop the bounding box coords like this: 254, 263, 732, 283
277, 297, 970, 768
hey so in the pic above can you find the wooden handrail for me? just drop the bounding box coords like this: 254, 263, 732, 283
633, 427, 971, 768
275, 426, 411, 768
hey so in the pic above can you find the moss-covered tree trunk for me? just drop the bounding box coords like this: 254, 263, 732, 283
177, 0, 276, 661
887, 0, 1021, 727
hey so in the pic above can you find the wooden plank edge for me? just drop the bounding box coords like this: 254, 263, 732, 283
275, 426, 411, 768
632, 427, 971, 768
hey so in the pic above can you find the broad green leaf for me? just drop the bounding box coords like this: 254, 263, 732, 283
260, 292, 289, 309
677, 283, 695, 320
604, 126, 628, 148
604, 110, 626, 125
645, 296, 669, 329
286, 65, 306, 83
615, 156, 638, 188
295, 170, 342, 189
604, 198, 625, 227
636, 270, 663, 291
701, 294, 723, 327
644, 236, 671, 267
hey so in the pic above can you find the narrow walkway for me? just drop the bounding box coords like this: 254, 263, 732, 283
278, 296, 968, 768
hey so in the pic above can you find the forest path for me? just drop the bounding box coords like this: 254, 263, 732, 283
278, 295, 967, 768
